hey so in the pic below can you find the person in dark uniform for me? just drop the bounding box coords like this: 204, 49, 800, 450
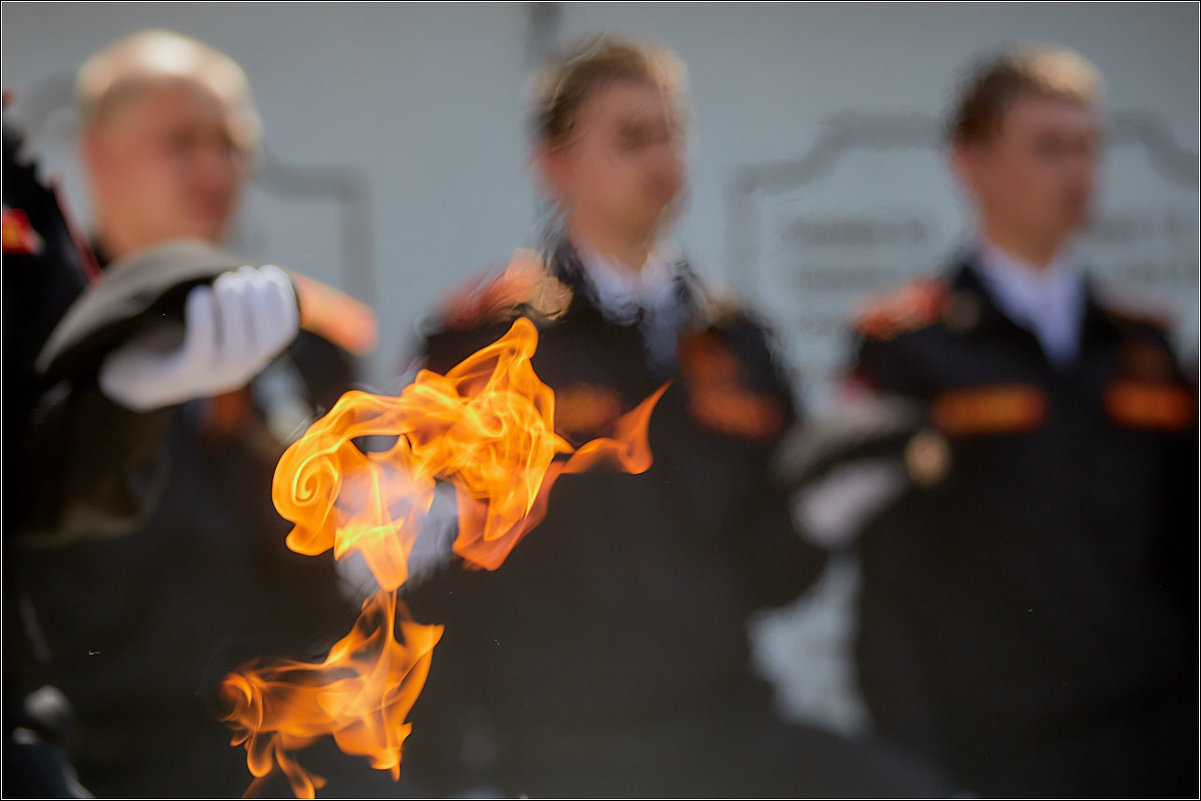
4, 95, 108, 801
398, 34, 954, 798
2, 98, 310, 796
12, 30, 391, 798
779, 43, 1197, 797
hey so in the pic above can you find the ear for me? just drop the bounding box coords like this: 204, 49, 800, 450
529, 142, 568, 203
948, 139, 982, 197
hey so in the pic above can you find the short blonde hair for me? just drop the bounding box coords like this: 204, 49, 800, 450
528, 33, 690, 144
76, 28, 262, 151
948, 43, 1103, 146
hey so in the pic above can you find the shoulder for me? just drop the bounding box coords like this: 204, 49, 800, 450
700, 304, 789, 378
428, 249, 574, 335
844, 275, 953, 398
679, 294, 800, 435
1092, 281, 1192, 386
1090, 279, 1178, 338
676, 264, 785, 359
851, 275, 950, 343
289, 271, 378, 358
416, 250, 574, 374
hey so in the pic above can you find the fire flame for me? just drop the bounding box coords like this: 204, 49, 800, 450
222, 317, 666, 797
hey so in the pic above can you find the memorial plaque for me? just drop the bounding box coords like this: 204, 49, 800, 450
728, 112, 1199, 413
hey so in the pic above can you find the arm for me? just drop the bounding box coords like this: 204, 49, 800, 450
773, 330, 936, 554
714, 312, 830, 608
17, 263, 302, 546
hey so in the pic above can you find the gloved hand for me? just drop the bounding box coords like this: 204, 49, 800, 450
774, 394, 947, 549
789, 458, 909, 549
98, 264, 299, 411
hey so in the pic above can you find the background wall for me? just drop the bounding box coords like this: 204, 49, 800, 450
4, 0, 1197, 734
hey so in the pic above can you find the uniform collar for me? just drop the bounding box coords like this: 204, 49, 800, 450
973, 240, 1082, 319
972, 240, 1085, 365
574, 239, 683, 324
548, 238, 714, 376
948, 249, 1123, 347
549, 238, 709, 326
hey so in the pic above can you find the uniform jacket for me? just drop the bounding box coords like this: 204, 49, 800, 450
400, 240, 826, 794
847, 257, 1198, 796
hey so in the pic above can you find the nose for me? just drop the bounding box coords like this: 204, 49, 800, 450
193, 141, 242, 195
649, 140, 686, 186
1065, 150, 1096, 192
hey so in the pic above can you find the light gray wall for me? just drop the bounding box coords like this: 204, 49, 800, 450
3, 2, 1197, 388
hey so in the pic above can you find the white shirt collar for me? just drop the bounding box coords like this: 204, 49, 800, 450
576, 239, 682, 323
574, 239, 689, 373
974, 238, 1086, 365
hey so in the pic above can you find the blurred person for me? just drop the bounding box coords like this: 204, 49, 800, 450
778, 43, 1198, 796
2, 99, 305, 796
398, 34, 954, 798
13, 29, 390, 798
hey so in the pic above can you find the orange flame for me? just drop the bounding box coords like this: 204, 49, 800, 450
222, 594, 440, 798
222, 317, 666, 797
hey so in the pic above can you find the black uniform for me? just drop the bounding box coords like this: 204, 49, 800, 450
13, 240, 390, 796
2, 116, 104, 800
2, 119, 170, 542
845, 257, 1198, 796
400, 241, 955, 797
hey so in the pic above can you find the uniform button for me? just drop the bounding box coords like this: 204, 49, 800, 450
905, 429, 951, 486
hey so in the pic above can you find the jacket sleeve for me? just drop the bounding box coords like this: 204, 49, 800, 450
724, 313, 828, 608
3, 119, 175, 547
15, 375, 175, 548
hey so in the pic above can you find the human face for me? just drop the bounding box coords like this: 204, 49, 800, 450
84, 78, 249, 250
541, 79, 688, 240
955, 94, 1101, 254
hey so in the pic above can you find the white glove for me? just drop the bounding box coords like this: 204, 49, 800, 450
99, 265, 299, 411
791, 458, 909, 550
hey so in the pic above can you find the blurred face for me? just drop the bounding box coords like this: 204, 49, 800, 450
83, 78, 249, 251
954, 93, 1101, 250
539, 79, 688, 238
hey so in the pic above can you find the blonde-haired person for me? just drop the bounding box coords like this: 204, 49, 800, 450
16, 28, 389, 798
76, 28, 260, 258
781, 43, 1196, 796
400, 33, 953, 797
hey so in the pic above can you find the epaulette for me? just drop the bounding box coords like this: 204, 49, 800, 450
697, 284, 744, 328
853, 276, 949, 341
2, 205, 42, 255
440, 249, 573, 332
289, 272, 379, 356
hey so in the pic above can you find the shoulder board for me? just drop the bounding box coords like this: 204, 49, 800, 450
289, 272, 379, 356
853, 276, 949, 341
2, 205, 43, 255
440, 249, 573, 332
695, 289, 744, 329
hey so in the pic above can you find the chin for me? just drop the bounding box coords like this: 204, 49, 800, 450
1058, 214, 1089, 241
184, 220, 230, 245
651, 200, 685, 230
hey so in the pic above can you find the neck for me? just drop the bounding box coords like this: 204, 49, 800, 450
90, 206, 157, 264
567, 215, 660, 273
90, 227, 142, 264
980, 220, 1066, 271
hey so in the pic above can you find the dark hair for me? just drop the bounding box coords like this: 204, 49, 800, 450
948, 43, 1102, 146
529, 33, 689, 145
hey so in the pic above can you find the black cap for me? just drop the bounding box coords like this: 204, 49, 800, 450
36, 238, 250, 380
